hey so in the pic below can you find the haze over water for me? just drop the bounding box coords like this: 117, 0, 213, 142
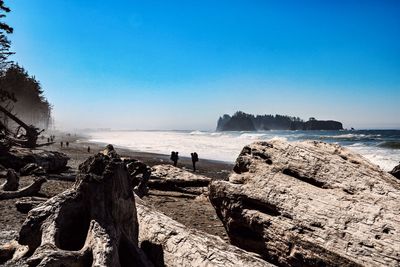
88, 129, 400, 171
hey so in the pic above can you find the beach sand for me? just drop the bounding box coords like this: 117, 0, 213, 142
0, 134, 234, 245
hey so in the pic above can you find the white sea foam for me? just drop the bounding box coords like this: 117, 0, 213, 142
88, 130, 400, 171
347, 144, 399, 171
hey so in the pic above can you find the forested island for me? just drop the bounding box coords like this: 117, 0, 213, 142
217, 111, 343, 131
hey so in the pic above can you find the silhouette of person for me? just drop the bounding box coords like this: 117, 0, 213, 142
66, 141, 69, 147
87, 146, 91, 153
60, 141, 63, 147
170, 151, 179, 167
191, 152, 199, 172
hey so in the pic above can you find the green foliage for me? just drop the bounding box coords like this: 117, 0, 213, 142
0, 0, 13, 70
0, 64, 52, 128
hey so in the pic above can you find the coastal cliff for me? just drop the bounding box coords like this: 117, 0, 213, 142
217, 111, 343, 131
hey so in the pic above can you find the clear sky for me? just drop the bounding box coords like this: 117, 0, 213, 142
6, 0, 400, 130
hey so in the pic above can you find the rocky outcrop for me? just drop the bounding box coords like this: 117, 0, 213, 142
209, 140, 400, 266
220, 116, 256, 131
216, 111, 343, 131
136, 197, 274, 267
303, 119, 343, 130
0, 147, 69, 173
0, 147, 152, 266
389, 163, 400, 179
149, 165, 211, 195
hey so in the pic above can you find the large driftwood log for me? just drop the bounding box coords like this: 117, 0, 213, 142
0, 176, 46, 200
0, 169, 19, 191
148, 165, 211, 195
209, 140, 400, 267
0, 148, 152, 266
136, 197, 274, 267
0, 147, 69, 173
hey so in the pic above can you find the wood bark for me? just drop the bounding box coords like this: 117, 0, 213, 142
148, 165, 210, 195
0, 168, 19, 191
0, 176, 46, 200
136, 197, 274, 267
209, 140, 400, 267
0, 148, 153, 266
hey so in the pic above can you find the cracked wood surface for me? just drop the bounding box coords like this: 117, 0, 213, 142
136, 197, 274, 267
209, 140, 400, 267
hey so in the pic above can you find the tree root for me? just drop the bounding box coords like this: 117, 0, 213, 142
0, 176, 46, 200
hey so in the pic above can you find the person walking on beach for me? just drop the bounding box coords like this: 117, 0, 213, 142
191, 152, 199, 172
60, 141, 63, 147
170, 151, 179, 167
87, 146, 91, 153
66, 141, 69, 147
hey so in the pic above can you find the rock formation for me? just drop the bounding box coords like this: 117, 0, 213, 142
136, 197, 275, 267
389, 163, 400, 179
209, 140, 400, 266
149, 165, 211, 195
303, 119, 343, 130
0, 147, 152, 266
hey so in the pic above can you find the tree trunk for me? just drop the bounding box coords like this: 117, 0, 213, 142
0, 148, 152, 266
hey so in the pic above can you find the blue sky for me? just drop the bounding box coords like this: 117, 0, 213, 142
7, 0, 400, 130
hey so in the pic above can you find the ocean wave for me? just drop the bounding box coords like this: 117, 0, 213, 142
319, 133, 382, 140
189, 130, 207, 135
347, 142, 364, 147
377, 141, 400, 149
238, 133, 268, 139
269, 136, 288, 142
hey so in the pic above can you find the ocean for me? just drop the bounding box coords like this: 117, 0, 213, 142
87, 130, 400, 172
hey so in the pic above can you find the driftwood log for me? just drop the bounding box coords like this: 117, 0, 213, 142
136, 197, 274, 267
0, 105, 44, 149
0, 176, 46, 200
209, 140, 400, 266
0, 147, 152, 266
0, 147, 69, 173
148, 165, 211, 195
125, 158, 151, 198
0, 169, 19, 191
